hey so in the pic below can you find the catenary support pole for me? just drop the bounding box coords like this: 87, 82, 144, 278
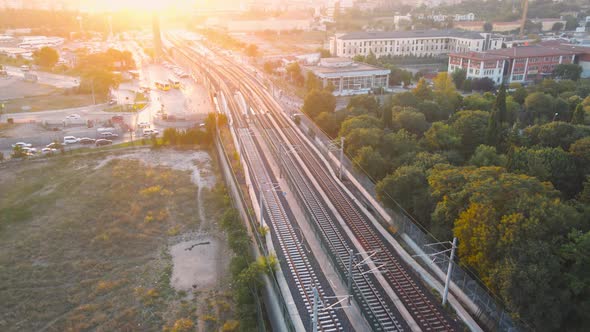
347, 249, 354, 304
312, 286, 319, 332
442, 237, 457, 306
339, 136, 345, 180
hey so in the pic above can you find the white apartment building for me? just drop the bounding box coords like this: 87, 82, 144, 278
330, 30, 503, 58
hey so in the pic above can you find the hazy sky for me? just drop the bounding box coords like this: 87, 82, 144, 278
78, 0, 205, 11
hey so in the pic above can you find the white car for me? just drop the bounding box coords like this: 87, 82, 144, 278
12, 142, 32, 148
41, 148, 57, 154
65, 114, 81, 120
143, 128, 159, 136
22, 147, 37, 155
138, 121, 150, 128
63, 136, 79, 144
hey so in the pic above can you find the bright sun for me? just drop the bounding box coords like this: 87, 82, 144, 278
83, 0, 195, 12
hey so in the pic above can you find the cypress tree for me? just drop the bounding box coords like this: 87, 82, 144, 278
486, 85, 507, 148
571, 104, 585, 125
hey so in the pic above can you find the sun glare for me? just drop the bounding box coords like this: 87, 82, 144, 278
82, 0, 195, 12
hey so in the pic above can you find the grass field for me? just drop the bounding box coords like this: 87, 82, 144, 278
3, 93, 101, 113
0, 148, 233, 331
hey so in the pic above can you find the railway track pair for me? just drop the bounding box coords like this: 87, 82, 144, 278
169, 34, 459, 332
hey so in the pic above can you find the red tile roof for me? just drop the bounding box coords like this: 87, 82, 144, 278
451, 44, 586, 61
449, 51, 507, 61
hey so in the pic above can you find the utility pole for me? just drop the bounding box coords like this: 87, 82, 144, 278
259, 188, 265, 228
347, 249, 353, 304
442, 237, 457, 306
339, 136, 345, 180
519, 0, 529, 38
91, 79, 96, 105
312, 286, 319, 332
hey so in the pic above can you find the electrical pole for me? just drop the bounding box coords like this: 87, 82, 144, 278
442, 237, 457, 306
339, 136, 345, 180
259, 188, 265, 228
312, 286, 319, 332
91, 79, 96, 105
347, 249, 353, 304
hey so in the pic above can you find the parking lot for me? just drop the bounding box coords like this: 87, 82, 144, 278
0, 43, 214, 160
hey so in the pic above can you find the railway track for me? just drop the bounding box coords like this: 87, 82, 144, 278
167, 37, 352, 331
256, 114, 407, 332
217, 58, 458, 331
239, 128, 345, 332
169, 35, 458, 331
269, 111, 457, 332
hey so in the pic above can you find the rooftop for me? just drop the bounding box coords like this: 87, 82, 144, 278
451, 44, 588, 61
306, 59, 390, 76
487, 45, 579, 58
449, 51, 507, 61
337, 29, 488, 41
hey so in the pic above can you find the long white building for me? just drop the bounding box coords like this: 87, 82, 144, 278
330, 30, 504, 58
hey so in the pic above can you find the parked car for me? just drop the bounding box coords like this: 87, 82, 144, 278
78, 137, 96, 144
112, 115, 124, 122
108, 99, 117, 105
65, 114, 81, 120
12, 142, 32, 148
138, 121, 150, 128
23, 147, 37, 156
63, 136, 79, 144
100, 132, 119, 138
46, 142, 61, 149
143, 128, 159, 136
95, 139, 113, 146
41, 148, 57, 154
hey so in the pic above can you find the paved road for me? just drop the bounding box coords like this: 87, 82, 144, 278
0, 56, 214, 159
3, 65, 79, 89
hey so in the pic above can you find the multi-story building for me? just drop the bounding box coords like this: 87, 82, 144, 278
305, 57, 390, 96
454, 13, 475, 21
330, 30, 503, 58
448, 44, 590, 84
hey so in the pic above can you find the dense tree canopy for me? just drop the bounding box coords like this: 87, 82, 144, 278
301, 89, 336, 119
33, 47, 59, 68
298, 68, 590, 330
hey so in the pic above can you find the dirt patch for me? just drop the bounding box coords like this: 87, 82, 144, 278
0, 148, 230, 331
170, 235, 224, 293
0, 76, 55, 99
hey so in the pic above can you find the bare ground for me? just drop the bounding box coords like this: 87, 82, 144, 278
0, 147, 234, 331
